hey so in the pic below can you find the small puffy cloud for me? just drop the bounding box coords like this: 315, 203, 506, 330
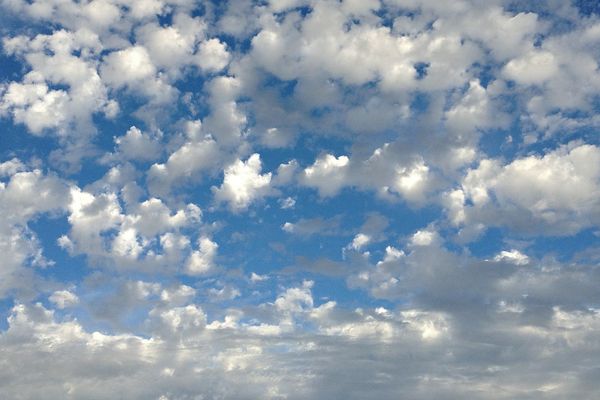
0, 169, 69, 225
503, 50, 559, 85
298, 145, 438, 204
100, 46, 156, 89
410, 229, 438, 247
66, 188, 123, 253
49, 290, 79, 309
147, 138, 220, 196
275, 280, 314, 314
494, 249, 530, 266
250, 272, 269, 282
281, 216, 342, 237
213, 153, 272, 211
196, 38, 231, 72
203, 76, 247, 146
207, 285, 241, 302
0, 166, 71, 297
349, 233, 371, 251
107, 126, 162, 162
138, 24, 194, 71
301, 154, 350, 197
151, 304, 206, 340
0, 157, 27, 178
0, 158, 26, 177
160, 285, 196, 306
128, 198, 199, 237
273, 160, 298, 186
391, 159, 431, 203
63, 187, 203, 271
185, 236, 218, 275
0, 82, 69, 134
278, 196, 296, 209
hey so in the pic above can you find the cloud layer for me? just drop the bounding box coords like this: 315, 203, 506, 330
1, 0, 599, 399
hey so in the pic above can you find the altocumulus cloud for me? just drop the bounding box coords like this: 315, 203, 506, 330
0, 0, 600, 399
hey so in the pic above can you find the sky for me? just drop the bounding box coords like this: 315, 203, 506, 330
0, 0, 600, 399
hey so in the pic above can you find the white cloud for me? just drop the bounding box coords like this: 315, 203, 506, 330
160, 285, 196, 306
213, 153, 272, 211
2, 2, 600, 399
147, 138, 220, 196
101, 46, 156, 88
208, 285, 241, 302
447, 143, 600, 236
196, 38, 231, 72
185, 236, 218, 275
49, 290, 79, 309
391, 159, 431, 203
202, 76, 247, 146
275, 280, 314, 314
150, 303, 206, 340
0, 158, 26, 177
503, 50, 559, 84
250, 272, 269, 282
0, 168, 69, 225
349, 233, 371, 251
278, 196, 296, 209
62, 185, 206, 272
301, 154, 350, 197
0, 82, 69, 134
494, 249, 530, 266
108, 126, 162, 162
410, 229, 437, 247
0, 166, 70, 297
1, 29, 114, 139
138, 24, 194, 71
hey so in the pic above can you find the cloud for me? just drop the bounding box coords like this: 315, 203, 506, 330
348, 233, 371, 251
2, 1, 600, 398
49, 289, 79, 309
493, 249, 530, 266
446, 143, 600, 237
301, 154, 350, 197
503, 50, 559, 84
1, 30, 114, 139
213, 153, 272, 211
282, 215, 343, 237
147, 137, 220, 197
104, 126, 162, 163
185, 236, 218, 275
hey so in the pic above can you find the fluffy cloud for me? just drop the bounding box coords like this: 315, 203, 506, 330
301, 154, 350, 197
446, 143, 600, 237
103, 126, 162, 163
0, 165, 70, 297
213, 153, 272, 211
185, 236, 218, 275
49, 289, 79, 309
503, 50, 559, 85
100, 45, 167, 97
147, 135, 220, 196
1, 30, 115, 139
60, 184, 205, 273
300, 148, 437, 204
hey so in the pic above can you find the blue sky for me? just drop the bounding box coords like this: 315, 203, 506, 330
1, 0, 600, 398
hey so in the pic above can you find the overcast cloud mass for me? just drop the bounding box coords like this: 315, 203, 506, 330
1, 0, 600, 398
